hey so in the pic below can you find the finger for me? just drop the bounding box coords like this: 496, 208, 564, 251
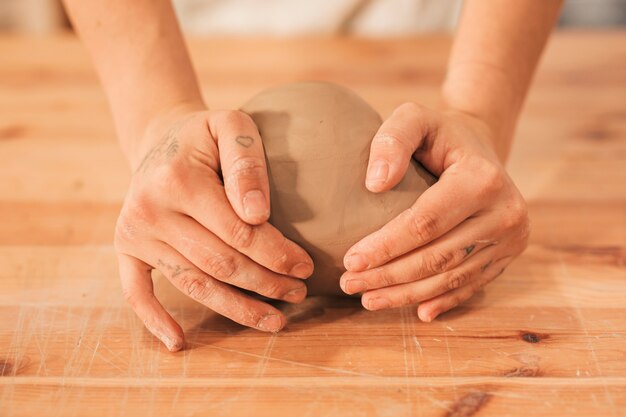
210, 110, 270, 225
417, 258, 512, 322
366, 102, 438, 192
359, 246, 510, 312
177, 174, 313, 279
140, 239, 287, 332
161, 212, 307, 303
340, 215, 504, 294
345, 159, 499, 272
118, 254, 184, 352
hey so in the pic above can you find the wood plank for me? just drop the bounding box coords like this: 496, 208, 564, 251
0, 32, 625, 416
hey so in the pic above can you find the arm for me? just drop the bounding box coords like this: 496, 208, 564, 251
63, 1, 314, 350
62, 0, 204, 166
442, 0, 563, 160
341, 1, 563, 321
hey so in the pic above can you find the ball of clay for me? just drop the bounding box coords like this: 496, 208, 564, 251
241, 82, 436, 296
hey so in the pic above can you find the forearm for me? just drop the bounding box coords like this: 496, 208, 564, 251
441, 0, 562, 161
62, 0, 204, 164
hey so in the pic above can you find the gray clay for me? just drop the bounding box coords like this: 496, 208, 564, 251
241, 82, 435, 295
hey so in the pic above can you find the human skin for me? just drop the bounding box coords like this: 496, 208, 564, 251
62, 0, 314, 351
339, 0, 563, 321
62, 0, 563, 351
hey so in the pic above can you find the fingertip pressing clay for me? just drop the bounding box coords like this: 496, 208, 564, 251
241, 82, 435, 295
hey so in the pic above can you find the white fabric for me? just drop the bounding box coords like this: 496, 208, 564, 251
172, 0, 463, 36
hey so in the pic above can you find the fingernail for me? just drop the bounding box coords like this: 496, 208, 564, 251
343, 279, 367, 294
289, 262, 313, 278
367, 297, 391, 311
243, 190, 268, 219
284, 286, 307, 303
257, 314, 283, 332
344, 253, 368, 271
367, 160, 389, 187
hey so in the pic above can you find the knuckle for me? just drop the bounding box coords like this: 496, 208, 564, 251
477, 161, 505, 196
424, 250, 455, 274
114, 215, 135, 249
121, 287, 139, 308
445, 270, 471, 291
269, 237, 291, 273
373, 267, 395, 287
372, 130, 411, 153
396, 101, 424, 116
181, 273, 216, 302
220, 109, 253, 128
406, 208, 439, 244
448, 294, 463, 310
229, 218, 256, 249
371, 128, 416, 158
114, 197, 154, 248
228, 156, 265, 180
377, 236, 395, 263
400, 292, 420, 307
202, 253, 237, 280
261, 280, 288, 300
153, 162, 188, 193
512, 199, 529, 224
219, 110, 242, 126
126, 193, 155, 224
502, 198, 529, 231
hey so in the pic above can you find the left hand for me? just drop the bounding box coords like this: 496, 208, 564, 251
339, 102, 530, 321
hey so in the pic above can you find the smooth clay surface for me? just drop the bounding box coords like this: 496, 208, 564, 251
241, 82, 436, 295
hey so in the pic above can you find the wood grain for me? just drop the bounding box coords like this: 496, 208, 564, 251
1, 32, 625, 416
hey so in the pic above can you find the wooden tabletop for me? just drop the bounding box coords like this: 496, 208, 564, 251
1, 32, 625, 416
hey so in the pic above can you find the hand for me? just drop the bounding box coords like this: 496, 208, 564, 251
339, 102, 530, 321
114, 105, 314, 351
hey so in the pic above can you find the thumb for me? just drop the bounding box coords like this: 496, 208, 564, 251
210, 110, 271, 225
366, 102, 437, 192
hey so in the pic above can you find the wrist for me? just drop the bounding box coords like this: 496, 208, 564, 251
441, 108, 502, 162
440, 62, 522, 161
126, 99, 207, 170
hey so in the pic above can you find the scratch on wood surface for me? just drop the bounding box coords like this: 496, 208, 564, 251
412, 336, 423, 355
442, 321, 458, 402
179, 341, 475, 414
407, 307, 429, 417
399, 306, 413, 416
98, 342, 130, 370
558, 254, 618, 416
187, 341, 378, 378
255, 333, 277, 378
87, 337, 101, 373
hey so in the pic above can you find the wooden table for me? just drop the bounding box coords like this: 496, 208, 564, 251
1, 32, 625, 416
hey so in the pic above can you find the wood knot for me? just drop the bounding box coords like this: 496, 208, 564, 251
446, 391, 492, 417
505, 366, 541, 377
520, 331, 548, 344
0, 359, 13, 376
0, 125, 26, 140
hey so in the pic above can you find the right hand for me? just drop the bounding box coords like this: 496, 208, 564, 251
114, 105, 314, 351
